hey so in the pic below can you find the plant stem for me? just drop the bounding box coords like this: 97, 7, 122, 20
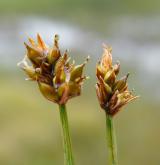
106, 113, 118, 165
59, 104, 74, 165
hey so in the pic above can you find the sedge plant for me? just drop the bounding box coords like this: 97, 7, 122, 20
96, 45, 138, 165
17, 34, 89, 165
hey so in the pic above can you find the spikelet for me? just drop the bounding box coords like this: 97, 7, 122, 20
96, 44, 138, 116
18, 34, 89, 105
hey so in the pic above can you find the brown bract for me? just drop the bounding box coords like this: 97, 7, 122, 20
18, 34, 89, 105
96, 45, 138, 116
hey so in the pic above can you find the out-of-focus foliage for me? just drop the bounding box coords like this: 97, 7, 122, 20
0, 0, 160, 14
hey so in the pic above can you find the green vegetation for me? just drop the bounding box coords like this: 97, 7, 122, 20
1, 0, 160, 15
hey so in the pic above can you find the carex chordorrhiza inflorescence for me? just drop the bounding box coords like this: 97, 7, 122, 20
96, 44, 138, 165
18, 34, 90, 165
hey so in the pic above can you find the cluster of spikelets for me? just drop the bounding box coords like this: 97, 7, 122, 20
17, 34, 138, 114
18, 34, 89, 105
96, 45, 138, 116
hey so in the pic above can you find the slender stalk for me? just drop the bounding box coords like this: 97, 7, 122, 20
59, 104, 74, 165
106, 112, 118, 165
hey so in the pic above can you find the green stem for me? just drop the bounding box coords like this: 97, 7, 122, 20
59, 104, 74, 165
106, 113, 118, 165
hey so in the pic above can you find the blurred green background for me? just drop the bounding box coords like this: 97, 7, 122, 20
0, 0, 160, 164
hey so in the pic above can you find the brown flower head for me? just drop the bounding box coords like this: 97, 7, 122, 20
18, 34, 89, 105
96, 44, 138, 116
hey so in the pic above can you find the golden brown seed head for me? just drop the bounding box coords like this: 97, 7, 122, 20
96, 45, 138, 116
18, 34, 89, 105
